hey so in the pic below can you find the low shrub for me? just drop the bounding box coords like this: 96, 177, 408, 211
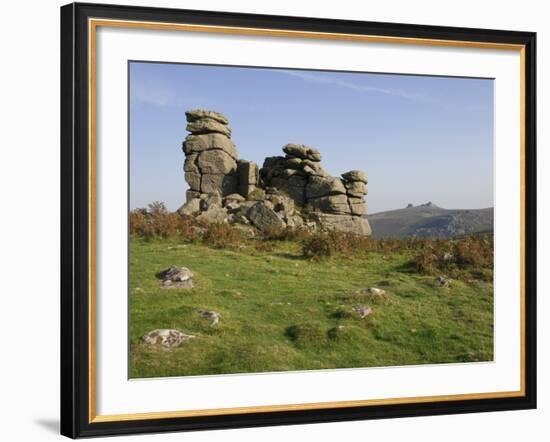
454, 236, 493, 268
259, 225, 285, 241
253, 241, 275, 253
263, 226, 312, 242
302, 234, 332, 261
411, 234, 494, 277
129, 201, 203, 241
130, 202, 494, 279
412, 248, 439, 274
301, 230, 380, 259
203, 223, 245, 249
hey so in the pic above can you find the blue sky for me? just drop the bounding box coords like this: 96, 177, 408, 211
130, 62, 494, 213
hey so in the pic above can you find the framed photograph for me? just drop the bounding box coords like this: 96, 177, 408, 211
60, 2, 536, 438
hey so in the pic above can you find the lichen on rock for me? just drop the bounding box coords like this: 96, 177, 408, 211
140, 329, 195, 348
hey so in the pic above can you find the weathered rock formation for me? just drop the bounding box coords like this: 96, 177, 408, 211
237, 159, 260, 198
178, 110, 371, 236
260, 145, 370, 235
182, 110, 239, 199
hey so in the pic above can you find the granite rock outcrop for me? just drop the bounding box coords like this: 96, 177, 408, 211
178, 110, 371, 236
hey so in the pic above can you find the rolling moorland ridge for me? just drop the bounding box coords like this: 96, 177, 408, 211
368, 202, 494, 239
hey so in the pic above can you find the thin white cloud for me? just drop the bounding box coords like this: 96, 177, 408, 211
131, 81, 205, 108
131, 68, 437, 108
132, 82, 173, 106
280, 70, 435, 104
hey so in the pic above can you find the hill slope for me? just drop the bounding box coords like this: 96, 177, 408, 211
130, 238, 493, 378
368, 203, 493, 239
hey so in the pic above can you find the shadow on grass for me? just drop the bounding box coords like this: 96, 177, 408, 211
393, 260, 417, 274
330, 309, 354, 320
155, 268, 169, 279
272, 252, 306, 261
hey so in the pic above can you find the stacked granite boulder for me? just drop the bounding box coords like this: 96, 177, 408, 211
237, 159, 260, 198
259, 144, 327, 206
178, 110, 371, 236
308, 169, 370, 236
260, 144, 371, 235
182, 110, 239, 200
342, 171, 368, 214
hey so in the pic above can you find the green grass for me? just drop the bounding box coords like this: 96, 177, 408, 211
129, 237, 493, 378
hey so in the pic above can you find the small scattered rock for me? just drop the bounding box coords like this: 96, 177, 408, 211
352, 305, 372, 319
139, 329, 195, 348
158, 266, 194, 289
196, 309, 221, 326
359, 287, 386, 297
442, 253, 454, 263
437, 276, 452, 288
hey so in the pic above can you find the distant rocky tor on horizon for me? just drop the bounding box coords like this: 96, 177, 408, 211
368, 203, 494, 239
178, 109, 371, 236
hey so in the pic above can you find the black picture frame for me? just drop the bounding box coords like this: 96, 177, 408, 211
61, 2, 537, 438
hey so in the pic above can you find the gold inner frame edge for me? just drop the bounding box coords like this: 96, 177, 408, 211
87, 18, 527, 423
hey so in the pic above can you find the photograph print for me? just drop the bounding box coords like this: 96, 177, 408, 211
128, 61, 494, 379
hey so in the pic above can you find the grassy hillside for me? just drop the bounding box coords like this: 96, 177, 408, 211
368, 204, 494, 239
129, 237, 493, 378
